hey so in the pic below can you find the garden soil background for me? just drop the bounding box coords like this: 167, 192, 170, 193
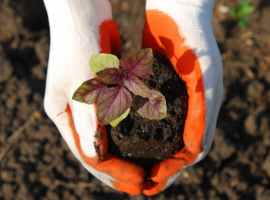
1, 0, 270, 199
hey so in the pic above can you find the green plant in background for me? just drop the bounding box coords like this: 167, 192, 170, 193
229, 0, 254, 27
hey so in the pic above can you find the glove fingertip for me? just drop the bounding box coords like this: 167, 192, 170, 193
111, 180, 144, 195
143, 180, 167, 196
150, 158, 182, 182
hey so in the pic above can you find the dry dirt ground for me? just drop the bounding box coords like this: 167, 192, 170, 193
1, 0, 270, 199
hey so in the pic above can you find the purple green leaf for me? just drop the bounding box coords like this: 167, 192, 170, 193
110, 108, 130, 127
72, 78, 107, 104
97, 84, 132, 125
134, 89, 167, 120
119, 48, 153, 79
97, 68, 127, 84
89, 53, 119, 74
125, 74, 152, 98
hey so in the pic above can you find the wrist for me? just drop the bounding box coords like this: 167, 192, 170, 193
43, 0, 112, 40
145, 0, 215, 32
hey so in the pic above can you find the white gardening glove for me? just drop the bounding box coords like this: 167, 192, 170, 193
43, 0, 145, 195
141, 0, 223, 195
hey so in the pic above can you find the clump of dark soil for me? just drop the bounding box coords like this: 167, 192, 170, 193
106, 54, 188, 173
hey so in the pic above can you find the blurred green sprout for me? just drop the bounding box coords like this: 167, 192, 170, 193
229, 1, 254, 27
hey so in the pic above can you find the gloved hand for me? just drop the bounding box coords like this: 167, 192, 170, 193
141, 0, 223, 195
43, 0, 144, 195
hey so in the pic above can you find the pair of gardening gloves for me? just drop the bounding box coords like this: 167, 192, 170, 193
43, 0, 223, 196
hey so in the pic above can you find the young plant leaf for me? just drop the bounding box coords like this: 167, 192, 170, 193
125, 74, 152, 98
110, 108, 130, 127
72, 78, 107, 104
97, 68, 127, 84
90, 53, 119, 74
119, 48, 153, 79
97, 84, 132, 125
229, 0, 254, 27
134, 89, 167, 120
239, 0, 254, 17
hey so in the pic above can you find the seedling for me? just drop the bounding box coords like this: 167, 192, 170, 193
72, 49, 167, 126
229, 0, 254, 27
